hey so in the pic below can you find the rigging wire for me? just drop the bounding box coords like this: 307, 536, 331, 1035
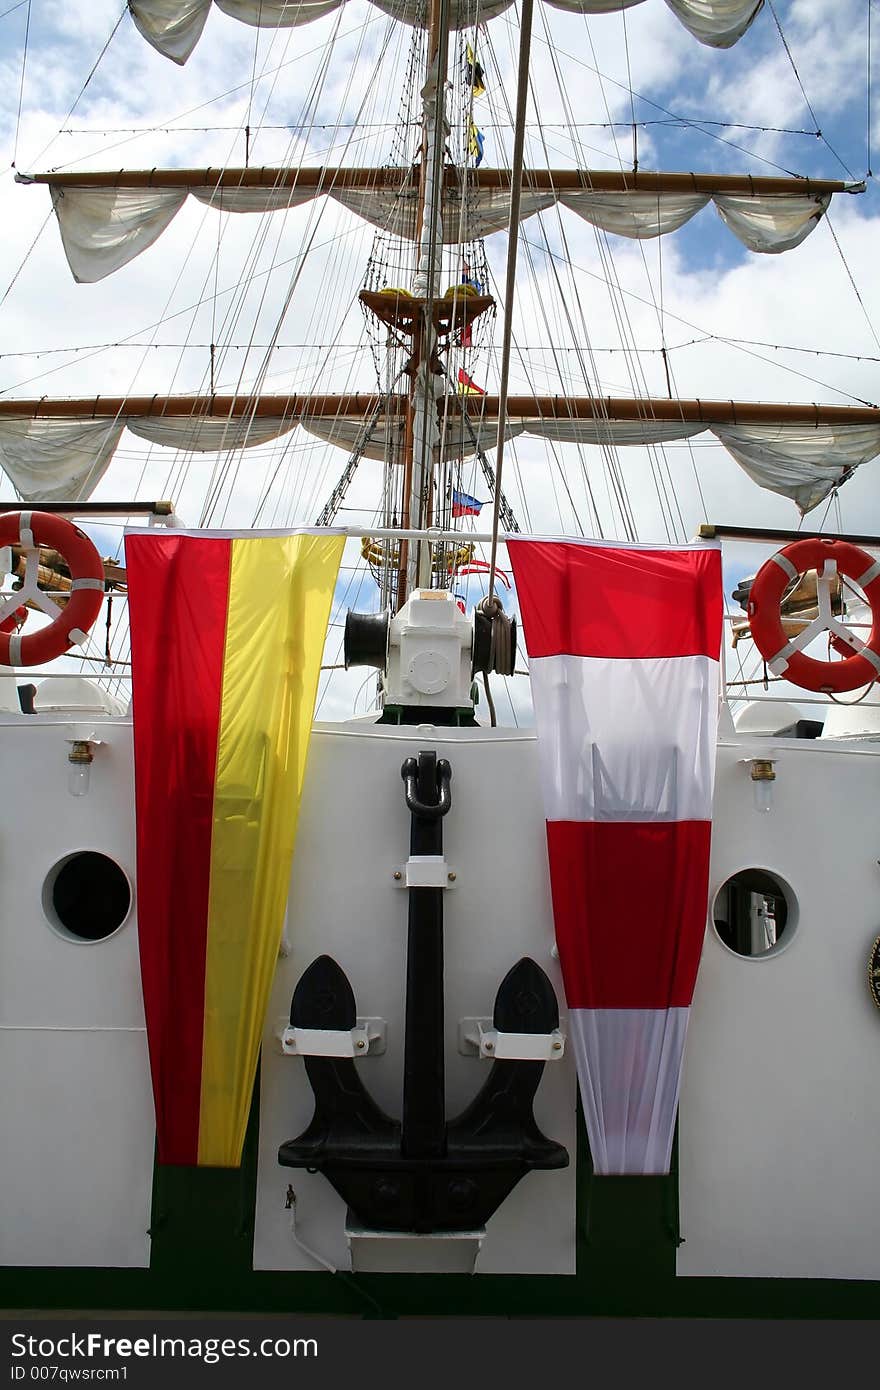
823, 213, 880, 355
56, 118, 826, 138
0, 205, 54, 309
480, 18, 610, 537
621, 9, 638, 171
245, 5, 264, 164
552, 7, 681, 539
4, 335, 879, 364
10, 0, 30, 169
516, 232, 879, 408
22, 3, 128, 172
869, 0, 875, 178
766, 0, 857, 181
524, 18, 819, 177
42, 15, 383, 173
200, 15, 404, 530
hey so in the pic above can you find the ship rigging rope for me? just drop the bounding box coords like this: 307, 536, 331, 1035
120, 7, 378, 528
527, 22, 818, 178
870, 0, 876, 178
592, 22, 692, 541
10, 0, 30, 170
200, 32, 346, 522
516, 233, 879, 409
21, 3, 127, 174
823, 214, 880, 355
7, 336, 880, 364
198, 13, 396, 526
38, 13, 384, 173
520, 8, 644, 538
767, 0, 857, 182
486, 0, 535, 600
82, 11, 397, 682
105, 13, 321, 530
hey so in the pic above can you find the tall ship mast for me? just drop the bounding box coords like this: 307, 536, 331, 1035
0, 0, 879, 1324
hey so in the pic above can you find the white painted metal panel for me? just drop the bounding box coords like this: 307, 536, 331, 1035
0, 1029, 154, 1267
679, 737, 880, 1280
253, 722, 577, 1276
0, 717, 155, 1268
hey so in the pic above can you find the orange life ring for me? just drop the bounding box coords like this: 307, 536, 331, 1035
748, 537, 880, 693
0, 511, 104, 667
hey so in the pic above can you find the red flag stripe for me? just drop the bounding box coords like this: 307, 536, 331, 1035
508, 540, 722, 659
127, 534, 231, 1164
547, 819, 711, 1008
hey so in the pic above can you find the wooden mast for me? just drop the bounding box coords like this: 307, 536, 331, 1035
395, 0, 450, 609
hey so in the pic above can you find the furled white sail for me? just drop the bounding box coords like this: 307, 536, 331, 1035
662, 0, 762, 47
713, 193, 832, 253
51, 187, 187, 284
125, 415, 298, 450
299, 414, 521, 460
129, 0, 763, 63
560, 190, 710, 239
42, 181, 842, 283
514, 417, 880, 514
517, 419, 705, 446
546, 0, 761, 48
0, 419, 125, 502
711, 423, 880, 514
1, 413, 877, 513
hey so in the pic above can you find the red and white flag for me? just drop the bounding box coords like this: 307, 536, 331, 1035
508, 539, 722, 1174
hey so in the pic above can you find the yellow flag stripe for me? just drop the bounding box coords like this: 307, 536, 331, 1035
198, 532, 344, 1166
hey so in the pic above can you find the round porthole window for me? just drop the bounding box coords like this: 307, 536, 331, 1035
712, 868, 796, 959
42, 851, 132, 943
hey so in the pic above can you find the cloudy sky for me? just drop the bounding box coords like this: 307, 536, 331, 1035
0, 0, 876, 718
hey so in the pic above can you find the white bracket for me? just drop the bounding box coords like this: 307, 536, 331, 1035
276, 1017, 386, 1058
457, 1018, 565, 1061
393, 854, 457, 889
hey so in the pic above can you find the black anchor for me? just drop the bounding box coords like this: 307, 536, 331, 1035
278, 749, 568, 1233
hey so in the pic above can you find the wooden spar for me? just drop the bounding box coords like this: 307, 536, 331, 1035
1, 395, 877, 424
24, 168, 864, 195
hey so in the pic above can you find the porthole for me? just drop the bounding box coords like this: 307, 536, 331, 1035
42, 851, 132, 944
712, 868, 797, 959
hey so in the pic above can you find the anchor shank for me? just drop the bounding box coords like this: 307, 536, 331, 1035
401, 752, 450, 1159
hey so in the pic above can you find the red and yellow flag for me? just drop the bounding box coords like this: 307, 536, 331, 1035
126, 530, 344, 1166
457, 368, 486, 396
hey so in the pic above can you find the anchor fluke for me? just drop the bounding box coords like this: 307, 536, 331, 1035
446, 957, 569, 1170
278, 955, 398, 1169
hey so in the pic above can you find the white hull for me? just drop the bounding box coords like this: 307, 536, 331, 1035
2, 710, 877, 1284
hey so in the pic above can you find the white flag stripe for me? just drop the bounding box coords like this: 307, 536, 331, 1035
569, 1008, 690, 1175
529, 654, 719, 822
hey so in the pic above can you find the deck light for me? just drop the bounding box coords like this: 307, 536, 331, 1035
67, 740, 94, 797
750, 758, 776, 813
65, 728, 101, 798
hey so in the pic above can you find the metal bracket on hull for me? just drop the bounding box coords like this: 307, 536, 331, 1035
278, 749, 569, 1235
276, 1018, 387, 1057
458, 1018, 566, 1061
